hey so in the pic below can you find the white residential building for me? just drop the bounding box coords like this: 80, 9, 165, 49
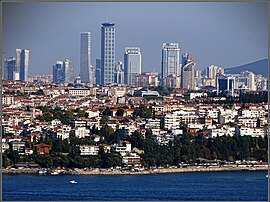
75, 127, 90, 138
235, 126, 266, 137
80, 145, 99, 155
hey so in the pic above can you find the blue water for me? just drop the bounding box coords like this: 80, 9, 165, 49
2, 171, 268, 201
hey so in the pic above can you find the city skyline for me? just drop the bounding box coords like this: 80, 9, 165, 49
2, 2, 268, 75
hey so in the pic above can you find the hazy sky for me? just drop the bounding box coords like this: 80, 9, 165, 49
2, 2, 268, 75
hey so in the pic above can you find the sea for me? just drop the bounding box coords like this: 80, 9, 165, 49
2, 170, 268, 201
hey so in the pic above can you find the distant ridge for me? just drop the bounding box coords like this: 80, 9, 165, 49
224, 59, 268, 77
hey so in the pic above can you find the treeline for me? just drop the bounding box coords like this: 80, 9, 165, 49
2, 127, 268, 169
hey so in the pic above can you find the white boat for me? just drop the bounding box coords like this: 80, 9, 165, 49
50, 171, 59, 175
38, 169, 47, 175
266, 175, 268, 178
70, 180, 77, 184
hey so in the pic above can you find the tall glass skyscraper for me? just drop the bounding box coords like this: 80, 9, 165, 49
19, 49, 29, 81
181, 53, 196, 90
53, 60, 74, 83
80, 32, 91, 83
53, 61, 65, 83
124, 47, 141, 86
101, 22, 115, 84
63, 59, 74, 83
161, 43, 180, 80
4, 57, 16, 80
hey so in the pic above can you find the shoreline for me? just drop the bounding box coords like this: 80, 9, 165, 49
2, 166, 268, 175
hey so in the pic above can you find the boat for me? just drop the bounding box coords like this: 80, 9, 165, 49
70, 180, 77, 184
266, 175, 268, 178
38, 168, 47, 175
50, 171, 59, 175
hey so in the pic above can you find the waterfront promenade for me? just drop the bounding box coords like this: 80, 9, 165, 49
2, 165, 268, 175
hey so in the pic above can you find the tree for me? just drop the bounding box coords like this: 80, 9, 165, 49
100, 116, 110, 124
102, 107, 112, 116
116, 108, 125, 116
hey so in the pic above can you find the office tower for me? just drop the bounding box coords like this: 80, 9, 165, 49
161, 43, 181, 81
124, 47, 141, 86
53, 61, 65, 83
101, 22, 115, 84
15, 49, 21, 74
181, 53, 195, 90
241, 71, 256, 91
18, 49, 29, 81
63, 59, 74, 83
80, 32, 91, 83
206, 65, 218, 79
217, 75, 235, 96
115, 61, 124, 84
89, 66, 96, 85
4, 57, 16, 80
195, 69, 202, 87
96, 59, 101, 85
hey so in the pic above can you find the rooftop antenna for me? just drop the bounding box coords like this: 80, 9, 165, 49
106, 17, 109, 23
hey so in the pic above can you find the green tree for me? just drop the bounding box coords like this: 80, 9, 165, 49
116, 108, 125, 116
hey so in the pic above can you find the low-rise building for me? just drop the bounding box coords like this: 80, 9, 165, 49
80, 145, 99, 155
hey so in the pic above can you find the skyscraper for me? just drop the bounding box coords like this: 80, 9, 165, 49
161, 43, 181, 81
53, 60, 74, 83
15, 49, 21, 74
80, 32, 91, 83
53, 61, 65, 83
18, 49, 29, 81
63, 59, 74, 83
101, 22, 115, 84
4, 57, 16, 80
124, 47, 141, 86
96, 59, 101, 85
241, 71, 256, 91
181, 53, 195, 90
115, 61, 124, 84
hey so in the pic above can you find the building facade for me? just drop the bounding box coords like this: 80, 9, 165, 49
124, 47, 141, 86
19, 49, 30, 81
115, 61, 124, 84
136, 72, 159, 87
4, 57, 16, 80
161, 43, 180, 82
181, 53, 195, 90
63, 60, 74, 83
101, 22, 115, 84
80, 32, 91, 83
53, 60, 74, 83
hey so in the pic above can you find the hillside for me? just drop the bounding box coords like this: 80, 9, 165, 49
224, 59, 268, 77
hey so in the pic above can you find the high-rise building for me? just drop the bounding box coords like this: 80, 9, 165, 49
181, 53, 195, 90
114, 61, 124, 84
195, 70, 202, 87
101, 22, 115, 84
15, 49, 21, 75
53, 60, 74, 83
161, 43, 181, 81
17, 49, 29, 81
242, 71, 256, 91
63, 59, 74, 83
96, 59, 101, 85
136, 72, 159, 87
4, 57, 16, 80
163, 74, 181, 88
80, 32, 91, 83
124, 47, 141, 86
53, 61, 65, 83
217, 75, 235, 96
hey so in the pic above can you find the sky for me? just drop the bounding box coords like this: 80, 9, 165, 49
2, 2, 268, 75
